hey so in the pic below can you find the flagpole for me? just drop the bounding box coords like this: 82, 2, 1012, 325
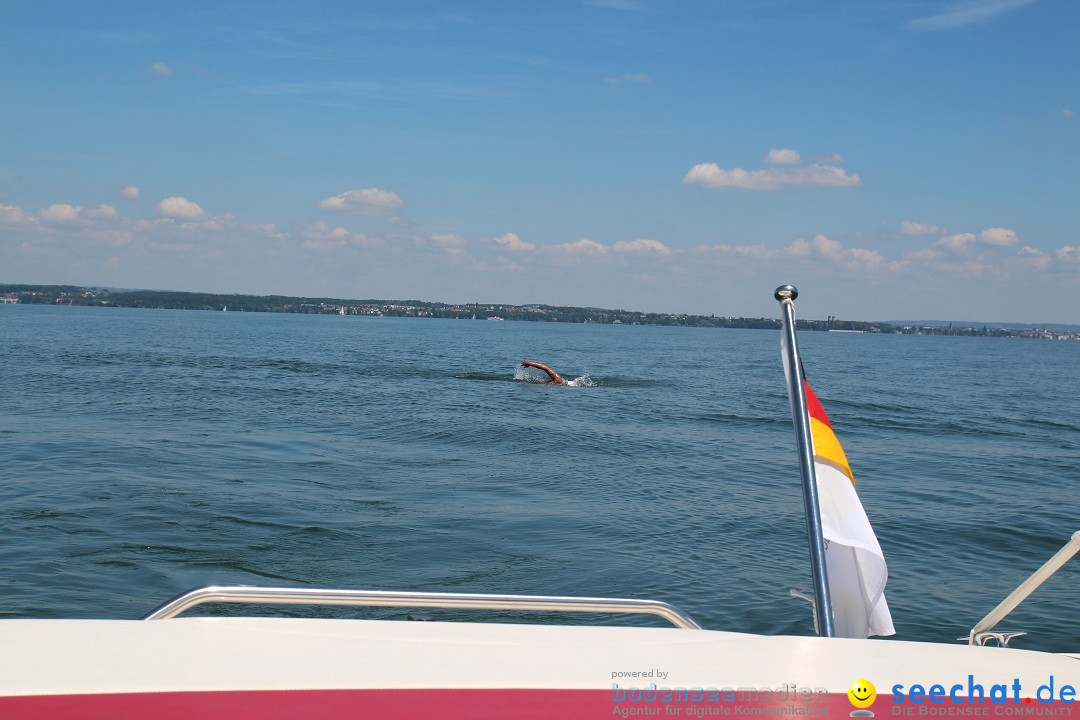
775, 285, 836, 638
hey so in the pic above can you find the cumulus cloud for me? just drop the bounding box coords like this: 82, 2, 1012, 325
302, 222, 350, 240
613, 238, 670, 254
810, 234, 843, 258
157, 196, 205, 219
786, 238, 812, 257
118, 185, 141, 200
151, 62, 174, 76
937, 232, 977, 250
900, 220, 943, 235
493, 232, 535, 252
980, 227, 1019, 246
318, 188, 404, 217
549, 238, 608, 255
934, 227, 1018, 251
0, 203, 37, 225
683, 161, 860, 191
40, 204, 82, 223
39, 202, 121, 223
765, 148, 801, 165
86, 204, 119, 220
301, 221, 372, 249
1017, 246, 1050, 270
785, 235, 885, 268
1056, 246, 1080, 262
848, 247, 886, 264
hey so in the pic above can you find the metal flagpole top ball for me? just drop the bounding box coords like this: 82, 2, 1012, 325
774, 285, 798, 302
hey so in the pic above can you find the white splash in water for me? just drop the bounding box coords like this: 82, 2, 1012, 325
515, 365, 596, 387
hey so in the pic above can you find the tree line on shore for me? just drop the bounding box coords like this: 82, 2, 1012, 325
2, 283, 1072, 338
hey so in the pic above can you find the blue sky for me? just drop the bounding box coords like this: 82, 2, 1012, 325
1, 0, 1077, 322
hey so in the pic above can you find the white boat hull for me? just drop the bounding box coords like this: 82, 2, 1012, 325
2, 618, 1076, 718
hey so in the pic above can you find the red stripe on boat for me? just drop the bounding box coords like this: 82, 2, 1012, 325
3, 689, 603, 720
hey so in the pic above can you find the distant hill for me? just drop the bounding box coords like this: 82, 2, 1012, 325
3, 283, 1079, 339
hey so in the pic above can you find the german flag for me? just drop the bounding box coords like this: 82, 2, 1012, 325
781, 334, 894, 637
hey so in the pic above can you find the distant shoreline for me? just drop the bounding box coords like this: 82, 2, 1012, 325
2, 284, 1077, 339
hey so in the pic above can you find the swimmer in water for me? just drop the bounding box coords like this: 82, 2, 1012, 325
520, 360, 567, 385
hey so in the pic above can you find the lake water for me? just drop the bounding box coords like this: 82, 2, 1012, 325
1, 304, 1077, 651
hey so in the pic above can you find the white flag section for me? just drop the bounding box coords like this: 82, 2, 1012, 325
782, 329, 895, 638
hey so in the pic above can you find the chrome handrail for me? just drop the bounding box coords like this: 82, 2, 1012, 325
967, 531, 1080, 646
141, 585, 703, 629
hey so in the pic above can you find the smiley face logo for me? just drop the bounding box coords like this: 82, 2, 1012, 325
848, 679, 876, 708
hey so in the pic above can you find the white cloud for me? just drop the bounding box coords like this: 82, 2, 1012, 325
1056, 246, 1080, 262
909, 0, 1039, 30
937, 232, 977, 249
318, 188, 404, 217
765, 148, 801, 165
811, 234, 843, 258
683, 162, 860, 191
786, 238, 812, 257
848, 247, 886, 264
785, 235, 885, 268
85, 204, 119, 220
303, 222, 351, 240
38, 203, 120, 224
1061, 108, 1075, 118
613, 238, 670, 254
493, 232, 535, 252
1017, 246, 1050, 270
900, 220, 943, 235
0, 203, 37, 226
815, 153, 846, 164
301, 221, 371, 248
549, 238, 608, 255
157, 196, 205, 219
980, 227, 1018, 246
118, 185, 141, 200
40, 204, 82, 223
151, 62, 174, 76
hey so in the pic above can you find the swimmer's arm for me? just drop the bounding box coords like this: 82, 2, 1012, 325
520, 360, 566, 384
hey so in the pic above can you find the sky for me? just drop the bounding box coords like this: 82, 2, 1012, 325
1, 0, 1078, 323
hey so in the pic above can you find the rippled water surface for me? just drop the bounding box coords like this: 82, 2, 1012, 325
1, 305, 1077, 650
